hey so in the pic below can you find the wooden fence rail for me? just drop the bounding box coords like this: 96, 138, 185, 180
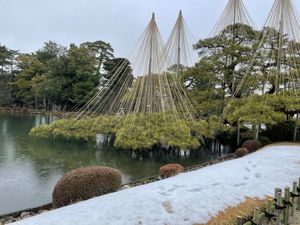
237, 178, 300, 225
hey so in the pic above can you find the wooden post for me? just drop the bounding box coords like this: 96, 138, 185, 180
283, 187, 290, 225
275, 188, 281, 200
291, 182, 297, 216
297, 178, 300, 210
253, 207, 260, 225
276, 191, 283, 225
236, 216, 243, 225
293, 114, 299, 142
266, 199, 274, 216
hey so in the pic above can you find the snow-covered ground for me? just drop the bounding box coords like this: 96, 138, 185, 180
11, 144, 300, 225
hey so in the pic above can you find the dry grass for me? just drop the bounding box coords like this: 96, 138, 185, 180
194, 197, 269, 225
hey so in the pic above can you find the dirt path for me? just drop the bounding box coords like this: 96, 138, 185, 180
290, 210, 300, 225
267, 210, 300, 225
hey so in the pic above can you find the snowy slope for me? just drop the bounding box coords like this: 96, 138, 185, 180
11, 144, 300, 225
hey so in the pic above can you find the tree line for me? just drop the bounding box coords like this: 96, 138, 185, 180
0, 40, 132, 110
182, 23, 300, 142
1, 23, 299, 144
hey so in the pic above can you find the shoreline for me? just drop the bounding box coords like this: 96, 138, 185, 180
0, 153, 235, 222
1, 143, 299, 220
2, 142, 299, 223
8, 144, 300, 225
0, 107, 68, 117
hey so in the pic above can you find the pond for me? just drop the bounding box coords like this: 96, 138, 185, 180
0, 113, 230, 215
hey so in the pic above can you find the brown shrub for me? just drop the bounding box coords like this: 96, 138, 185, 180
52, 166, 122, 208
159, 164, 184, 178
242, 140, 263, 153
234, 148, 249, 158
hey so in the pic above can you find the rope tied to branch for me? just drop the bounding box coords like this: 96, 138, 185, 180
290, 192, 300, 198
274, 203, 286, 210
250, 220, 259, 225
262, 210, 277, 221
283, 200, 293, 207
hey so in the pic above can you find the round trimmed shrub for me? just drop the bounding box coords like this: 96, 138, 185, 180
159, 164, 184, 178
53, 166, 122, 208
258, 136, 271, 146
234, 148, 249, 158
242, 140, 263, 153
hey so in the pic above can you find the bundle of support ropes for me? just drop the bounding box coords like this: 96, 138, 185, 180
30, 0, 300, 150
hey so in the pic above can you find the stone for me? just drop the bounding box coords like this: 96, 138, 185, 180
20, 212, 30, 218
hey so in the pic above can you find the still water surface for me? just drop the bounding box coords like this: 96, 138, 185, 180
0, 113, 229, 214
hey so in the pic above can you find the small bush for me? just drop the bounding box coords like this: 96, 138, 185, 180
258, 136, 271, 146
53, 166, 122, 208
159, 164, 184, 178
234, 148, 249, 158
242, 140, 263, 153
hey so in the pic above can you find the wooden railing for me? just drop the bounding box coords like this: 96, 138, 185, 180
237, 178, 300, 225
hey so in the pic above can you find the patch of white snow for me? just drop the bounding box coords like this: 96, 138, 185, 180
10, 144, 300, 225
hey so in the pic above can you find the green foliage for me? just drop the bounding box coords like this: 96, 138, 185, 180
0, 44, 18, 74
12, 40, 121, 110
30, 112, 207, 150
30, 124, 53, 138
82, 40, 114, 76
193, 24, 258, 96
226, 96, 285, 126
13, 23, 300, 148
189, 116, 228, 140
114, 113, 201, 150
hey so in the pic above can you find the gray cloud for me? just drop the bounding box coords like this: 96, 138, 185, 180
0, 0, 298, 57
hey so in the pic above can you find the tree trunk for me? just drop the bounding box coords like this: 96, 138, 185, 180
254, 124, 260, 141
237, 120, 241, 146
294, 114, 299, 142
35, 92, 38, 110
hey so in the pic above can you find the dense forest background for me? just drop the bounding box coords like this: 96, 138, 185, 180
0, 40, 129, 111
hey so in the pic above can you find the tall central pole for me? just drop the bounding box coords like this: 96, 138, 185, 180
147, 13, 155, 114
177, 10, 182, 75
276, 0, 284, 93
148, 13, 155, 76
232, 0, 238, 94
233, 0, 237, 24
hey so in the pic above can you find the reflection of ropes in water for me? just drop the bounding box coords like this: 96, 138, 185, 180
221, 0, 300, 128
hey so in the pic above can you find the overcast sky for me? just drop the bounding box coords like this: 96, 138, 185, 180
0, 0, 299, 57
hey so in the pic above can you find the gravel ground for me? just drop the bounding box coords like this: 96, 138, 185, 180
290, 211, 300, 225
267, 210, 300, 225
